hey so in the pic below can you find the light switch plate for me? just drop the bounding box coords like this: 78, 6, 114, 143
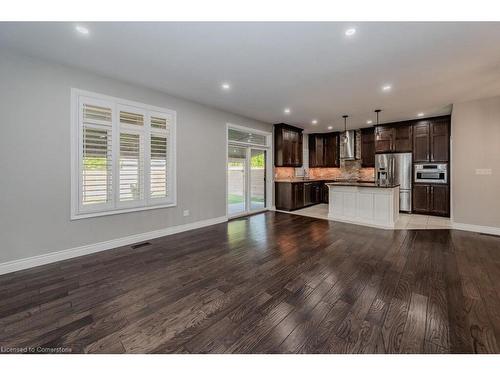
183, 210, 190, 217
475, 169, 492, 175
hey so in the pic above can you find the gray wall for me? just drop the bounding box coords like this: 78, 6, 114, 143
451, 95, 500, 228
0, 52, 271, 263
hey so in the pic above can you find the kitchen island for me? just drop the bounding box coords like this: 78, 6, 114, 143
326, 182, 400, 229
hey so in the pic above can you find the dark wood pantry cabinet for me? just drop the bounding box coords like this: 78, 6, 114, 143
274, 123, 303, 167
412, 184, 449, 216
412, 117, 450, 163
360, 127, 375, 167
308, 132, 340, 168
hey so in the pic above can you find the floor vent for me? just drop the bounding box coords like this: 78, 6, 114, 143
131, 242, 152, 249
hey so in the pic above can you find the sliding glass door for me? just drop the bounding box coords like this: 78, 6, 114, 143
250, 149, 266, 212
227, 146, 267, 217
227, 146, 247, 216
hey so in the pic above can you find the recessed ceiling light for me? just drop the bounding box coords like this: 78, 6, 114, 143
311, 119, 318, 125
366, 120, 373, 124
284, 108, 291, 114
75, 25, 89, 35
417, 112, 424, 117
345, 28, 356, 37
221, 82, 231, 90
382, 84, 392, 92
327, 126, 333, 130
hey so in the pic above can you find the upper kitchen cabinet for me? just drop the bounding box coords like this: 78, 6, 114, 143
375, 123, 412, 153
430, 118, 450, 162
309, 132, 339, 168
324, 132, 340, 167
360, 127, 375, 167
413, 117, 450, 163
274, 123, 303, 167
374, 126, 394, 153
308, 133, 324, 167
394, 124, 413, 152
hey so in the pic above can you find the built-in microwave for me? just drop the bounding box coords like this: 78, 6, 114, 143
414, 163, 448, 184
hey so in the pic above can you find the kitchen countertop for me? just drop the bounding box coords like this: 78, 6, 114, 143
275, 178, 375, 183
325, 182, 400, 188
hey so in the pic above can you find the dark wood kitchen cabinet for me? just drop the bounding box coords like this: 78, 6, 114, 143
324, 132, 340, 167
413, 117, 450, 163
374, 124, 412, 153
274, 123, 303, 167
413, 121, 430, 163
309, 132, 339, 168
321, 183, 329, 203
394, 124, 413, 152
275, 181, 324, 211
430, 119, 450, 162
360, 127, 375, 167
275, 182, 303, 211
412, 184, 449, 217
374, 126, 394, 153
308, 134, 324, 167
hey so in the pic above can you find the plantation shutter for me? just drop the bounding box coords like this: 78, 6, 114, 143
81, 102, 113, 208
119, 109, 145, 204
150, 114, 171, 200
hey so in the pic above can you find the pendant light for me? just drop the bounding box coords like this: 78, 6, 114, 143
375, 109, 381, 125
342, 115, 349, 143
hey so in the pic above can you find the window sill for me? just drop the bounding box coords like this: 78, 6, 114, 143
71, 202, 177, 220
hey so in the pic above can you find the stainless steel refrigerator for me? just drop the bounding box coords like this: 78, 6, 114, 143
375, 153, 412, 212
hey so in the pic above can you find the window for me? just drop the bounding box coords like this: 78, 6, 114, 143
71, 89, 176, 219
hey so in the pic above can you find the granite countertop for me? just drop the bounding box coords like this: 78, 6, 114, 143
325, 182, 400, 188
275, 178, 375, 183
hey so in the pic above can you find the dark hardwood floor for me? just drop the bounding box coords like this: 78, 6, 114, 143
1, 211, 500, 353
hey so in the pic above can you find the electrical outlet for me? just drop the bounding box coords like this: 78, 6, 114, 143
475, 169, 492, 175
183, 210, 190, 217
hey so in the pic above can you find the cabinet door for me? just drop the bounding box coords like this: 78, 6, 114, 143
293, 183, 304, 209
321, 184, 329, 204
375, 126, 394, 153
315, 135, 324, 167
361, 128, 375, 167
431, 185, 449, 216
324, 133, 339, 167
413, 122, 430, 162
308, 135, 318, 168
282, 129, 292, 166
312, 183, 322, 203
291, 130, 303, 166
394, 124, 413, 152
430, 120, 449, 162
412, 184, 430, 214
303, 183, 313, 206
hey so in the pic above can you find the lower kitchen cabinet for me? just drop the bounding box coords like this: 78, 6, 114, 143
275, 181, 323, 211
321, 183, 329, 204
412, 184, 449, 217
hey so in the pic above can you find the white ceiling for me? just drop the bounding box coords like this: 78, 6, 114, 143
2, 22, 500, 131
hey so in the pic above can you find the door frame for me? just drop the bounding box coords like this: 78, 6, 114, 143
226, 123, 273, 219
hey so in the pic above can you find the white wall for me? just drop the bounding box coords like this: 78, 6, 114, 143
0, 51, 271, 264
451, 95, 500, 229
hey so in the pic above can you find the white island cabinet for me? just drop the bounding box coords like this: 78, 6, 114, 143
326, 183, 400, 229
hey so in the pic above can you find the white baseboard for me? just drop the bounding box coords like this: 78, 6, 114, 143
0, 216, 228, 276
451, 221, 500, 236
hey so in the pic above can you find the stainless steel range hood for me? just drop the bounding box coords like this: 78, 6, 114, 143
341, 130, 356, 160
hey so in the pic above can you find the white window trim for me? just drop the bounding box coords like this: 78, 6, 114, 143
71, 88, 177, 220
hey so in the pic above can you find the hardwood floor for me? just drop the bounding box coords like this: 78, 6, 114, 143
1, 211, 500, 353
